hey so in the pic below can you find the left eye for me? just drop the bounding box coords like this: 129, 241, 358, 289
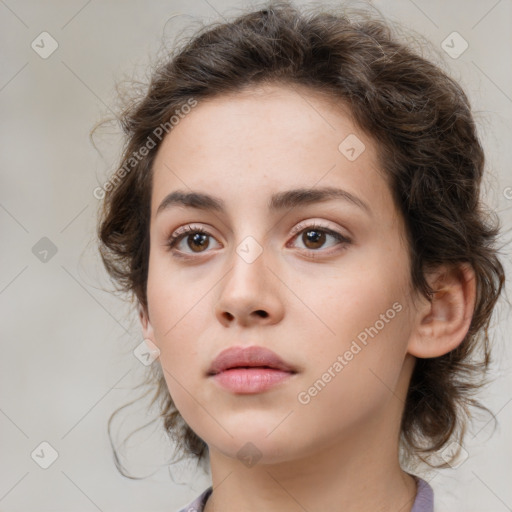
289, 224, 350, 252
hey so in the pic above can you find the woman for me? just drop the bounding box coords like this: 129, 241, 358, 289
96, 3, 505, 511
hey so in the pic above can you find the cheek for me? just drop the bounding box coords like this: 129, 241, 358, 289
297, 245, 413, 392
304, 250, 409, 343
147, 283, 206, 422
291, 293, 412, 451
145, 261, 206, 382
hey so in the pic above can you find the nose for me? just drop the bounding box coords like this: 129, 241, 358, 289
215, 242, 285, 328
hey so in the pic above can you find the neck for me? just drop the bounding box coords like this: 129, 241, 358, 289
204, 415, 417, 512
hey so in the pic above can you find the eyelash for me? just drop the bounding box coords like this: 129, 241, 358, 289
165, 222, 351, 259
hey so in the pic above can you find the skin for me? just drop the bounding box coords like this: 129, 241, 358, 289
140, 83, 476, 512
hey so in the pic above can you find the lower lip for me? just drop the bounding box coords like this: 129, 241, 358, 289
210, 368, 295, 393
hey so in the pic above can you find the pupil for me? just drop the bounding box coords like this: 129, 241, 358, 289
190, 233, 208, 252
304, 229, 325, 249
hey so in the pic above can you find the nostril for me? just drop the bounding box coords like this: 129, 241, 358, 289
255, 310, 268, 318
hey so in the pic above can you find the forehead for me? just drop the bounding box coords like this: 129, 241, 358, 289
150, 83, 395, 222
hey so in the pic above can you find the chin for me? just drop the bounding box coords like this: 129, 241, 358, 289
210, 428, 302, 466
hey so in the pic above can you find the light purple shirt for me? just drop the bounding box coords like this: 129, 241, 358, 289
177, 476, 434, 512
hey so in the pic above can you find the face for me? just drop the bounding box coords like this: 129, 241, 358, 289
141, 83, 419, 464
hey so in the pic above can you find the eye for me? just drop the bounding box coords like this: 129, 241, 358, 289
165, 225, 221, 255
288, 222, 351, 255
165, 222, 351, 258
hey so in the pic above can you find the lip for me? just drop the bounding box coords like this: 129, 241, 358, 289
208, 345, 297, 375
207, 345, 298, 394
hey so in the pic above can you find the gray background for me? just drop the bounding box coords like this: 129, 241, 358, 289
1, 0, 511, 510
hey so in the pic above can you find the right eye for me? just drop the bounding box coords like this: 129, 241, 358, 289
165, 225, 221, 255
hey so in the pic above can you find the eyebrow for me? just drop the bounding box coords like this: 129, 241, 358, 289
156, 186, 372, 217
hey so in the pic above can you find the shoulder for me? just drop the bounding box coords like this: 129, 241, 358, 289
175, 486, 213, 512
176, 479, 432, 512
411, 476, 434, 512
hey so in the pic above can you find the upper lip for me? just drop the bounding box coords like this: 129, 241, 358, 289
208, 345, 297, 375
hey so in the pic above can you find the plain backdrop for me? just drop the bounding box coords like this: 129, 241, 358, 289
1, 0, 511, 511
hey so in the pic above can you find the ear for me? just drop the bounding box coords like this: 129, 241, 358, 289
138, 303, 155, 344
407, 263, 476, 358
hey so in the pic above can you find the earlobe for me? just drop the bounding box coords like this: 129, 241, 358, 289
138, 303, 155, 342
407, 263, 476, 359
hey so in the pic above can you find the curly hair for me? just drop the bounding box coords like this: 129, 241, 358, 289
95, 1, 505, 475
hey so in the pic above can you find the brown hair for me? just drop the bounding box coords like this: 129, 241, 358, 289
96, 1, 505, 475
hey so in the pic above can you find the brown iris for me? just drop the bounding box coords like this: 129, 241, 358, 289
188, 233, 210, 252
302, 229, 326, 250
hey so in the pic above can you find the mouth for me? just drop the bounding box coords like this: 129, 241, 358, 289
208, 365, 297, 374
207, 345, 298, 394
209, 367, 297, 394
207, 345, 298, 375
